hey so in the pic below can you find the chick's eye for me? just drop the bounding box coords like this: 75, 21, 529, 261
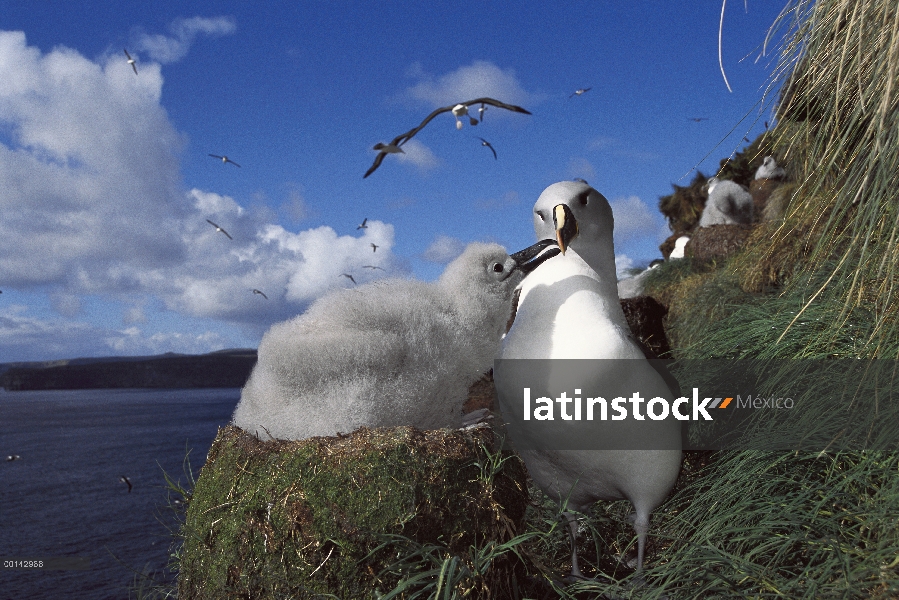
492, 263, 504, 273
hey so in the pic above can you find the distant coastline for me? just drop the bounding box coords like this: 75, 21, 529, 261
0, 349, 257, 391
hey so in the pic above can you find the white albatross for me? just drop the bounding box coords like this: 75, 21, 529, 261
497, 180, 682, 576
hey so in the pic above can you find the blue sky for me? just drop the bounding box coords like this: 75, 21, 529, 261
0, 1, 788, 362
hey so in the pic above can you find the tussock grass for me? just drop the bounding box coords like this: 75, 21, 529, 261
763, 0, 899, 357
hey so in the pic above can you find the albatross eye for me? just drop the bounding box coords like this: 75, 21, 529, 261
492, 263, 504, 273
578, 191, 589, 206
536, 210, 545, 221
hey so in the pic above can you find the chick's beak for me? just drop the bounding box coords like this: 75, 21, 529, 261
553, 204, 578, 254
509, 239, 561, 275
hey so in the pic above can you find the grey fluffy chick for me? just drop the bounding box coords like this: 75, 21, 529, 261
234, 242, 533, 440
699, 177, 754, 227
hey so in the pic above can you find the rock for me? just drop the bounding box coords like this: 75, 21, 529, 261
686, 224, 752, 262
749, 179, 781, 222
620, 296, 672, 358
178, 424, 528, 599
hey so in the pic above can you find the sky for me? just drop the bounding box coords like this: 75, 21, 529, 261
0, 1, 790, 362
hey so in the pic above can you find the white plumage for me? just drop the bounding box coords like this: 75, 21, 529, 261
498, 180, 682, 575
754, 155, 786, 180
233, 242, 533, 441
699, 177, 754, 227
668, 235, 690, 259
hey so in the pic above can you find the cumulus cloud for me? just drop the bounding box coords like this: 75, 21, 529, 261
0, 30, 406, 359
614, 255, 635, 279
134, 16, 236, 64
406, 60, 536, 107
395, 138, 438, 172
422, 235, 465, 264
609, 196, 661, 244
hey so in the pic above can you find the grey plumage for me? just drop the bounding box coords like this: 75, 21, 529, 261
699, 177, 754, 227
233, 242, 538, 441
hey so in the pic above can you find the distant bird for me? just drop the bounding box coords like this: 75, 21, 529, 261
123, 49, 137, 75
120, 476, 132, 493
6, 455, 21, 462
476, 137, 497, 160
370, 243, 379, 253
569, 87, 592, 98
356, 218, 368, 230
208, 154, 241, 168
765, 120, 769, 130
687, 117, 709, 122
743, 136, 751, 143
364, 97, 532, 178
341, 273, 357, 285
668, 235, 691, 259
372, 142, 405, 154
497, 180, 682, 575
617, 258, 665, 299
754, 156, 786, 180
362, 265, 385, 271
252, 289, 269, 299
700, 177, 754, 226
478, 103, 487, 123
205, 219, 233, 240
232, 240, 558, 441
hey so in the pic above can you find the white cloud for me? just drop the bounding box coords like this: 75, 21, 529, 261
395, 138, 438, 172
406, 60, 535, 107
135, 16, 236, 64
422, 235, 465, 264
610, 196, 659, 244
0, 31, 409, 360
615, 255, 635, 278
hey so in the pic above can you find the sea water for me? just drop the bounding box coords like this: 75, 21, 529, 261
0, 387, 239, 599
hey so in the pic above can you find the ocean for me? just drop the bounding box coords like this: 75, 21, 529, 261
0, 387, 240, 599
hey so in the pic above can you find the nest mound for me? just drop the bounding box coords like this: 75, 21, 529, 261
178, 424, 528, 599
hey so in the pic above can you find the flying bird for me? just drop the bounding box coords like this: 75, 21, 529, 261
743, 136, 751, 143
208, 154, 241, 168
362, 265, 385, 271
477, 103, 487, 123
205, 219, 233, 240
569, 87, 592, 98
356, 218, 368, 230
6, 455, 21, 462
370, 243, 379, 253
372, 142, 405, 154
364, 97, 532, 178
252, 289, 269, 299
687, 117, 709, 122
123, 49, 137, 75
340, 273, 357, 285
120, 476, 133, 493
476, 137, 497, 160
